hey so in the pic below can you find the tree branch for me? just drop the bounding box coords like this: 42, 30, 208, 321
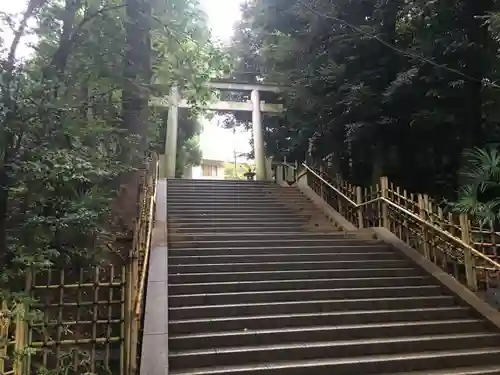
6, 0, 48, 71
45, 3, 127, 82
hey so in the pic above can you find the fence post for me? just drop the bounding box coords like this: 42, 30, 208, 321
275, 164, 284, 184
319, 165, 324, 199
158, 154, 166, 179
124, 234, 139, 374
460, 214, 478, 291
418, 194, 431, 260
379, 177, 389, 229
124, 261, 134, 374
356, 186, 364, 228
336, 175, 343, 215
0, 301, 8, 374
13, 302, 27, 375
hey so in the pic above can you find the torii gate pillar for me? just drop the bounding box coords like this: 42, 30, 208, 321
251, 89, 266, 181
154, 82, 282, 180
164, 86, 179, 178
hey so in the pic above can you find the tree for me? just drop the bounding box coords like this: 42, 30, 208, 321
0, 0, 228, 371
450, 147, 500, 229
116, 0, 152, 231
231, 0, 500, 199
176, 110, 203, 177
224, 161, 253, 180
0, 0, 227, 287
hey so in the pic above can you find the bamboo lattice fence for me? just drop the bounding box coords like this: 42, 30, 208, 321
0, 154, 158, 375
297, 162, 500, 303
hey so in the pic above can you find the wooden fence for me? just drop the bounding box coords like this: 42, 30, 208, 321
297, 163, 500, 302
0, 155, 158, 375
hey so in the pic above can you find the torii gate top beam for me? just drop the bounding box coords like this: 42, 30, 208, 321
159, 80, 284, 181
206, 81, 281, 93
151, 81, 283, 93
149, 97, 283, 113
150, 80, 283, 112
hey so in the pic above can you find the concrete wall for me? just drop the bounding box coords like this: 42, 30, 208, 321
191, 165, 202, 179
187, 164, 225, 180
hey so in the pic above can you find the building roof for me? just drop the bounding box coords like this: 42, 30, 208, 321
202, 158, 225, 167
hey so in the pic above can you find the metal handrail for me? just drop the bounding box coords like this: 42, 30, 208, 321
382, 197, 500, 269
302, 164, 358, 206
134, 158, 159, 316
272, 161, 298, 169
134, 187, 156, 316
301, 163, 500, 270
273, 161, 300, 183
283, 163, 298, 170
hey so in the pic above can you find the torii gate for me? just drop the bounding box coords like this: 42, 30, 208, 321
150, 81, 283, 181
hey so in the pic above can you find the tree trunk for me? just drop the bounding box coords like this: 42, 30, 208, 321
461, 0, 493, 149
0, 0, 48, 267
369, 0, 402, 186
115, 0, 152, 233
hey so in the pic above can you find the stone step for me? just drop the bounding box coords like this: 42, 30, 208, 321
167, 208, 297, 215
165, 195, 305, 201
168, 276, 436, 295
166, 180, 290, 184
168, 348, 500, 375
167, 185, 277, 190
167, 200, 292, 207
168, 285, 443, 307
168, 244, 386, 257
167, 179, 273, 184
168, 217, 308, 224
168, 259, 412, 274
169, 332, 500, 369
387, 365, 500, 374
166, 197, 293, 202
166, 197, 300, 203
163, 179, 500, 375
168, 251, 401, 265
168, 267, 424, 283
167, 204, 296, 211
166, 195, 304, 201
169, 231, 368, 241
168, 238, 382, 249
168, 307, 473, 335
170, 206, 291, 212
166, 181, 283, 187
169, 226, 310, 234
167, 184, 299, 188
167, 186, 305, 198
168, 295, 456, 320
167, 212, 311, 220
167, 208, 317, 216
166, 187, 286, 193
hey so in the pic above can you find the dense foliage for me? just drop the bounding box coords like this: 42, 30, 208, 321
176, 110, 203, 177
0, 0, 226, 293
224, 161, 254, 179
231, 0, 500, 200
451, 147, 500, 228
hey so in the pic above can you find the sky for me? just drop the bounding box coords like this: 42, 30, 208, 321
0, 1, 34, 59
0, 0, 250, 163
199, 0, 251, 163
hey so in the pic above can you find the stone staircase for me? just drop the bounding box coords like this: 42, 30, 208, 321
166, 179, 500, 375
